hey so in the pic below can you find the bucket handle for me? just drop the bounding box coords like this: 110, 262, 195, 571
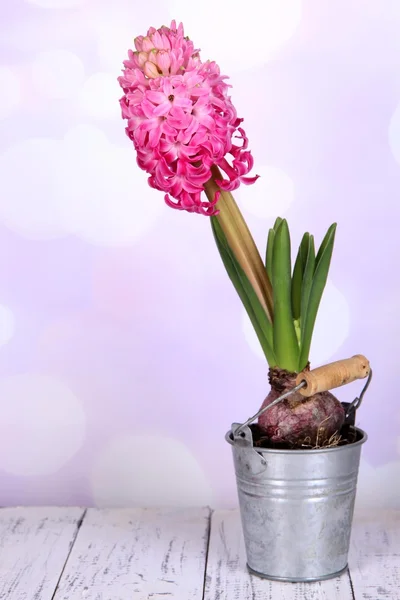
232, 356, 372, 438
342, 367, 372, 422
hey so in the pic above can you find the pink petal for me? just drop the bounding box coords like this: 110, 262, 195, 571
153, 101, 171, 117
149, 126, 162, 147
134, 36, 144, 51
182, 179, 204, 193
189, 86, 209, 97
156, 50, 171, 75
173, 96, 192, 109
240, 174, 260, 185
161, 33, 172, 51
142, 36, 155, 52
161, 121, 177, 137
167, 112, 192, 130
164, 194, 182, 210
146, 91, 166, 104
144, 61, 159, 79
152, 30, 164, 50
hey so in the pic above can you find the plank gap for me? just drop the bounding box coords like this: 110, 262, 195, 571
50, 508, 87, 600
347, 567, 356, 600
201, 508, 213, 600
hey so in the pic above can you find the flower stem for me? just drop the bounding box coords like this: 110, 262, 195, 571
204, 166, 274, 322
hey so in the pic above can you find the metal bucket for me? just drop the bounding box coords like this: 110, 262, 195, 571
226, 425, 367, 582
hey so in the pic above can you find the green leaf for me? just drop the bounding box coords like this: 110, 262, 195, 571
300, 234, 315, 332
298, 223, 337, 371
299, 232, 311, 270
291, 257, 303, 321
315, 222, 336, 269
291, 232, 310, 320
272, 219, 299, 372
265, 228, 275, 281
211, 216, 277, 366
263, 217, 283, 286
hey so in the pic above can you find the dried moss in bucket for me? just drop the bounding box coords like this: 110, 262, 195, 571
250, 422, 360, 450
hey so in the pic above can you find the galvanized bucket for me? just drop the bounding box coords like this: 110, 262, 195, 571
226, 361, 372, 583
226, 424, 367, 582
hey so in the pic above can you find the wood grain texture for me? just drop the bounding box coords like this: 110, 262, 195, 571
204, 509, 355, 600
297, 354, 370, 396
53, 507, 210, 600
0, 506, 85, 600
0, 506, 398, 599
349, 509, 400, 600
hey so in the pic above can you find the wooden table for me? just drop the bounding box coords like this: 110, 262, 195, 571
0, 507, 398, 599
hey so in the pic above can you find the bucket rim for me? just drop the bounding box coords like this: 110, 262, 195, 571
225, 426, 367, 454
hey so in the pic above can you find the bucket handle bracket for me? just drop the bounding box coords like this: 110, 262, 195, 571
231, 423, 268, 473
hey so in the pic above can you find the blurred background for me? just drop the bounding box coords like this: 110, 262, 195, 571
0, 0, 399, 508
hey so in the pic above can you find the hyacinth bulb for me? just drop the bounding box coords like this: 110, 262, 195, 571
258, 368, 346, 448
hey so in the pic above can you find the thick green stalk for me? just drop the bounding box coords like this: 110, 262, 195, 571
204, 168, 274, 322
272, 219, 299, 371
211, 216, 276, 365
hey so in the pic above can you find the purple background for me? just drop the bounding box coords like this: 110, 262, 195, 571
0, 0, 399, 508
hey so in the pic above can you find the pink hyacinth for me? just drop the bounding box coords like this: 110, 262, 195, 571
118, 20, 259, 216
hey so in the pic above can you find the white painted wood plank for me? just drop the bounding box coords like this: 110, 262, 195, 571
204, 509, 354, 600
54, 507, 210, 600
349, 509, 400, 600
0, 507, 85, 600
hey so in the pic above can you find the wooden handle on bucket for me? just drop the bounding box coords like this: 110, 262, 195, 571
296, 355, 370, 397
